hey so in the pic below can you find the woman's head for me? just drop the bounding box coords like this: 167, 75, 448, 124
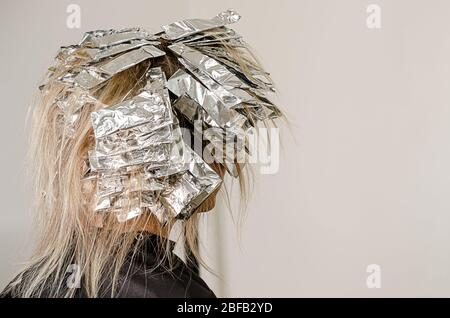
8, 10, 282, 297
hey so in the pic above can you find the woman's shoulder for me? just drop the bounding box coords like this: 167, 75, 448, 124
110, 252, 216, 298
1, 234, 217, 298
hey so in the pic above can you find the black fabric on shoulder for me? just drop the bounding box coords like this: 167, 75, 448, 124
1, 233, 216, 298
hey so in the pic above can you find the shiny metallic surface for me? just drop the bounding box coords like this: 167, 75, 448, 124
72, 46, 165, 90
166, 69, 247, 129
161, 9, 240, 40
80, 28, 157, 48
160, 148, 222, 219
44, 10, 281, 223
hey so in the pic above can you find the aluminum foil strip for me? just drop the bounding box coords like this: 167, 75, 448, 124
177, 56, 254, 108
143, 67, 170, 95
142, 177, 170, 191
89, 143, 172, 171
196, 48, 267, 83
94, 124, 174, 157
82, 158, 96, 180
94, 185, 169, 223
178, 27, 239, 44
55, 86, 97, 114
72, 67, 108, 90
166, 69, 247, 129
189, 37, 246, 48
171, 94, 245, 165
71, 45, 165, 89
160, 148, 222, 219
196, 45, 266, 72
185, 65, 275, 117
57, 67, 85, 86
203, 126, 246, 152
52, 86, 101, 136
172, 94, 203, 122
134, 130, 189, 178
98, 190, 169, 223
114, 192, 145, 211
92, 39, 160, 62
169, 43, 250, 90
55, 40, 162, 71
97, 192, 167, 224
89, 120, 186, 172
116, 207, 143, 223
93, 203, 144, 223
56, 45, 79, 61
142, 156, 189, 179
237, 102, 282, 121
92, 74, 189, 175
137, 121, 191, 179
56, 45, 97, 66
172, 95, 219, 129
162, 9, 240, 40
99, 46, 165, 75
176, 28, 229, 43
172, 46, 276, 120
96, 173, 169, 199
139, 128, 189, 179
204, 128, 248, 167
160, 173, 200, 218
193, 49, 277, 103
140, 191, 169, 223
96, 174, 128, 198
195, 46, 275, 91
90, 87, 173, 139
80, 28, 157, 48
245, 90, 278, 108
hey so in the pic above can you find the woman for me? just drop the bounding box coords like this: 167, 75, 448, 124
1, 9, 282, 298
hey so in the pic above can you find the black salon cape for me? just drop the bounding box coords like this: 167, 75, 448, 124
1, 234, 216, 298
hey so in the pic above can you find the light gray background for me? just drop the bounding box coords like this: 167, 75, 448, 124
2, 0, 450, 297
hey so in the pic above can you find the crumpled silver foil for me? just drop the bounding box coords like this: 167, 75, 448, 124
42, 9, 281, 223
88, 67, 222, 222
177, 27, 240, 45
80, 28, 158, 48
166, 69, 247, 129
90, 88, 173, 139
162, 9, 240, 41
194, 45, 275, 92
170, 43, 250, 90
172, 45, 277, 111
160, 148, 222, 218
70, 45, 165, 90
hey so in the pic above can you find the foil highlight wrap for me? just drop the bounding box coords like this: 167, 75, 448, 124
162, 9, 240, 41
88, 67, 222, 222
166, 69, 247, 129
72, 45, 165, 90
80, 28, 158, 48
160, 148, 222, 219
41, 9, 281, 223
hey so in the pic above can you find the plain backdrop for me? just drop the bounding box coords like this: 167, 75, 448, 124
2, 0, 450, 297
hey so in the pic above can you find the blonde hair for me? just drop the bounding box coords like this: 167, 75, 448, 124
4, 37, 272, 298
